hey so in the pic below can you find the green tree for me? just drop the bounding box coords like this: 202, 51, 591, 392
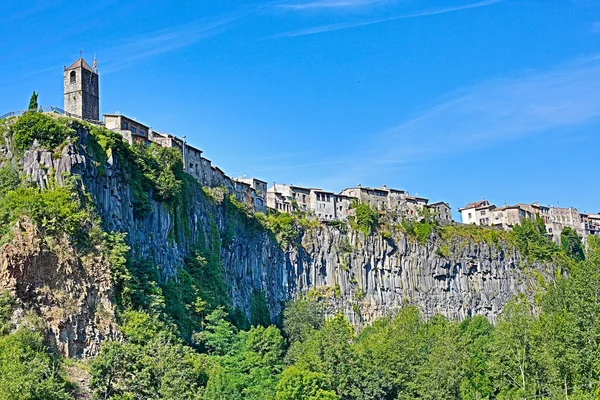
0, 291, 14, 336
250, 290, 271, 328
27, 91, 38, 111
560, 226, 585, 262
0, 330, 71, 400
0, 164, 20, 198
414, 316, 466, 399
282, 299, 323, 344
513, 216, 558, 263
275, 367, 338, 400
354, 307, 424, 399
90, 313, 208, 400
10, 112, 73, 151
490, 295, 539, 398
352, 203, 379, 235
459, 316, 494, 400
195, 307, 237, 355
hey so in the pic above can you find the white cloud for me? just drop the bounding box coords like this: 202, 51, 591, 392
277, 0, 392, 10
378, 55, 600, 164
101, 16, 239, 74
270, 0, 503, 38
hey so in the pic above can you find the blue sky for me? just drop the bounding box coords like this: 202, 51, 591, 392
1, 0, 599, 218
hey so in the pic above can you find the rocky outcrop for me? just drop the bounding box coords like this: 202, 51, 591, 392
0, 219, 118, 357
4, 125, 547, 347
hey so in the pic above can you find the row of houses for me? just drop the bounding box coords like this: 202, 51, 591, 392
459, 199, 600, 242
104, 116, 453, 223
267, 183, 453, 223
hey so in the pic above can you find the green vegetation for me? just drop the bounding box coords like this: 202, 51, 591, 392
10, 112, 74, 151
250, 290, 272, 328
0, 163, 20, 198
0, 291, 72, 399
255, 209, 320, 247
440, 223, 514, 248
400, 218, 437, 245
512, 216, 558, 263
28, 91, 38, 111
81, 121, 187, 220
561, 226, 585, 262
349, 203, 379, 235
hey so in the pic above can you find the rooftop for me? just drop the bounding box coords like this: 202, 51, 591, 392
65, 58, 94, 73
459, 200, 493, 211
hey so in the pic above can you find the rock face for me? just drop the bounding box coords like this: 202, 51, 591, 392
0, 219, 118, 357
2, 126, 545, 355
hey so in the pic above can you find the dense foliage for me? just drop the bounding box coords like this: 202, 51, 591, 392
84, 123, 186, 219
349, 203, 379, 235
0, 292, 72, 399
11, 112, 74, 151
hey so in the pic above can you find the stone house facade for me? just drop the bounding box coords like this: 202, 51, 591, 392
235, 178, 267, 213
581, 213, 600, 238
309, 190, 336, 220
429, 201, 452, 223
104, 114, 150, 144
490, 205, 532, 230
459, 200, 496, 226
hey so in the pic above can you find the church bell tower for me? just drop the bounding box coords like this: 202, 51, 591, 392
63, 57, 99, 121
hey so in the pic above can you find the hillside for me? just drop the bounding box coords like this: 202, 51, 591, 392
0, 112, 595, 399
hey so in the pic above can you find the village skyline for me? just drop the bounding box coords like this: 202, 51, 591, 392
1, 1, 599, 219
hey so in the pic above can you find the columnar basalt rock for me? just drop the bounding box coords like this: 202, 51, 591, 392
1, 125, 549, 356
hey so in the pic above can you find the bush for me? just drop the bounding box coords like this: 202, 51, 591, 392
0, 185, 91, 245
351, 203, 379, 235
11, 112, 74, 151
0, 330, 71, 399
402, 220, 435, 245
0, 163, 20, 197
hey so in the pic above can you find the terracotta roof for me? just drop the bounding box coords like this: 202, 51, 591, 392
65, 58, 94, 73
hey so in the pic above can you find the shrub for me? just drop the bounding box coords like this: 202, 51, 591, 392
0, 330, 71, 399
0, 185, 90, 245
0, 163, 20, 197
351, 203, 379, 235
11, 112, 74, 151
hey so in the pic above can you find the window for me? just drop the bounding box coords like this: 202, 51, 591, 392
139, 130, 146, 136
468, 212, 472, 219
122, 121, 129, 130
481, 210, 486, 215
131, 127, 136, 134
70, 71, 76, 83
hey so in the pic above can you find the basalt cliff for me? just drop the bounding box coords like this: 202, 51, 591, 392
0, 123, 547, 356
